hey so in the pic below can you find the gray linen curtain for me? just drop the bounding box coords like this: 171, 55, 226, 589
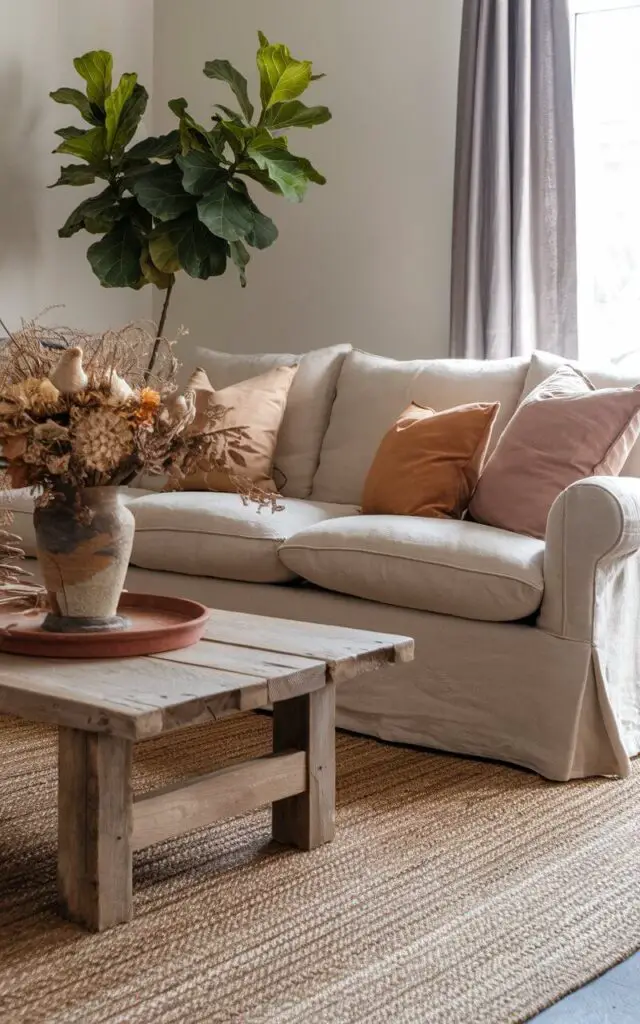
450, 0, 578, 359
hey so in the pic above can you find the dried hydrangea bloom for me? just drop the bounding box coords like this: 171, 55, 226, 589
71, 407, 135, 473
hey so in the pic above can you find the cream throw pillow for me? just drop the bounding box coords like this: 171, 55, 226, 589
183, 365, 297, 493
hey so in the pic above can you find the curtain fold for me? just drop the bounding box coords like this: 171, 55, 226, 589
450, 0, 578, 359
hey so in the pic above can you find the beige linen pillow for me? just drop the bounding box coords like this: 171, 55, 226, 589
187, 344, 351, 497
183, 365, 297, 493
469, 365, 640, 538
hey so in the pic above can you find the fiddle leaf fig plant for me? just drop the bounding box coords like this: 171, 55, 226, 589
50, 34, 331, 373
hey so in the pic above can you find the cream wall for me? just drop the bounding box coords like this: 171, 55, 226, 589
153, 0, 463, 360
0, 0, 154, 334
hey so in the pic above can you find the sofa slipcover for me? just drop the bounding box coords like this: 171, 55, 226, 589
310, 349, 529, 504
129, 491, 359, 583
187, 343, 351, 498
279, 515, 545, 621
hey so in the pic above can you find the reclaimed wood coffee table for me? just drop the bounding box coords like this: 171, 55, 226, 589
0, 609, 413, 931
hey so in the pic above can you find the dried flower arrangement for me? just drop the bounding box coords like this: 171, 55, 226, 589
0, 318, 275, 615
0, 318, 265, 496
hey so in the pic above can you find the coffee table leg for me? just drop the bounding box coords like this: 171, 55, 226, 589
272, 683, 336, 850
58, 727, 133, 931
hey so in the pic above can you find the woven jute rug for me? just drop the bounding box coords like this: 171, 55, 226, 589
1, 713, 639, 1024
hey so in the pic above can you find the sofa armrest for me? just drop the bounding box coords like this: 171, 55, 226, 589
539, 476, 640, 641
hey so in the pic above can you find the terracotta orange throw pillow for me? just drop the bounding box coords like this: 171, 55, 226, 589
362, 402, 500, 519
183, 365, 297, 493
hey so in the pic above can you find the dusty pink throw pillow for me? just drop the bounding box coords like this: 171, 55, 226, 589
469, 365, 640, 538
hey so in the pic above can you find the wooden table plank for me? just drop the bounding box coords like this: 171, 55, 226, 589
0, 656, 275, 739
203, 610, 414, 683
151, 642, 328, 702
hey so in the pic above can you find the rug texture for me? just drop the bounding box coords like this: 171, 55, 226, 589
1, 712, 639, 1024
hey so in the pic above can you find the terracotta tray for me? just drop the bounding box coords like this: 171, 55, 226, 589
0, 594, 210, 659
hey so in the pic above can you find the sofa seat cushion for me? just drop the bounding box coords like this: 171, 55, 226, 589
279, 516, 545, 621
129, 492, 359, 583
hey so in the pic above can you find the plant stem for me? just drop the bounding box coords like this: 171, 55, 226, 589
145, 276, 174, 382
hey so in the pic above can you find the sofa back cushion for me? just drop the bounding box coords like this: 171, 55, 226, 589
190, 344, 351, 498
311, 350, 529, 505
522, 351, 640, 476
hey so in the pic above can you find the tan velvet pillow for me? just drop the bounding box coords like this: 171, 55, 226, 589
183, 365, 297, 493
469, 364, 640, 538
362, 401, 500, 519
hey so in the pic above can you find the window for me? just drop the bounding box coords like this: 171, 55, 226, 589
572, 0, 640, 364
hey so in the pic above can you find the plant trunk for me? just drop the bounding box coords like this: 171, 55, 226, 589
145, 277, 175, 382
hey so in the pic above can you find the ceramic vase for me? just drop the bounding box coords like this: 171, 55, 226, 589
34, 487, 135, 633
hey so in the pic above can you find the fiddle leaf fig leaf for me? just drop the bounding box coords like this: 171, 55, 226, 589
256, 38, 312, 110
111, 84, 148, 154
244, 139, 311, 200
125, 130, 180, 161
148, 226, 180, 274
54, 125, 87, 140
87, 219, 143, 287
197, 182, 255, 242
219, 120, 257, 157
54, 126, 106, 165
245, 205, 279, 249
213, 104, 245, 125
49, 87, 100, 125
49, 164, 97, 188
58, 188, 123, 239
229, 240, 250, 287
104, 72, 137, 150
140, 247, 174, 289
203, 59, 254, 123
168, 97, 188, 118
131, 162, 197, 221
73, 50, 113, 108
150, 211, 228, 279
169, 96, 219, 156
176, 150, 226, 195
265, 100, 332, 130
236, 161, 283, 194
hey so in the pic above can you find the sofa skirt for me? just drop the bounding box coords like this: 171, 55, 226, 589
122, 567, 631, 782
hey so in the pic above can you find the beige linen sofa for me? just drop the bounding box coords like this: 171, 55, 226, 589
7, 345, 640, 782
